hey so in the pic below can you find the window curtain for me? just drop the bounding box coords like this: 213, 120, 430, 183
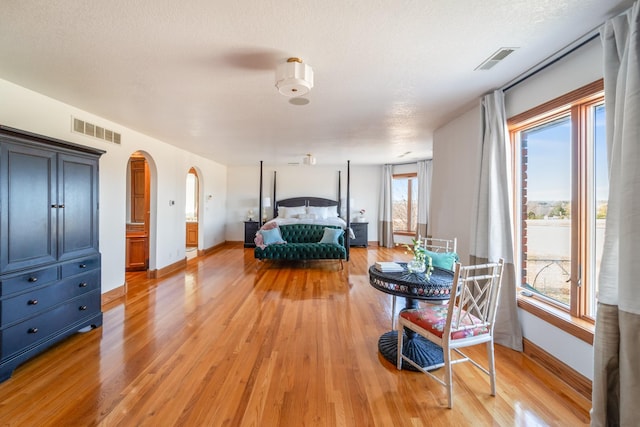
592, 3, 640, 426
415, 160, 432, 239
471, 90, 523, 351
379, 164, 395, 248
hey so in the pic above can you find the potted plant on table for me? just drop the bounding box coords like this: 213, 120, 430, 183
404, 238, 433, 277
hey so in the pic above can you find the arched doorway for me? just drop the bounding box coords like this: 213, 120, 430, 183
125, 152, 151, 271
185, 167, 200, 260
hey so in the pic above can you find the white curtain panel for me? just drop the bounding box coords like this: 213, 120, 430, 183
378, 164, 395, 248
471, 90, 523, 351
592, 3, 640, 426
416, 160, 432, 239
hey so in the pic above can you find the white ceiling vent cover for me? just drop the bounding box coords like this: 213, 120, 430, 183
72, 117, 121, 144
475, 47, 518, 71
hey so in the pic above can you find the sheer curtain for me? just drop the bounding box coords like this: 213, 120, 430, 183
416, 160, 432, 239
471, 90, 523, 351
378, 164, 395, 248
592, 3, 640, 425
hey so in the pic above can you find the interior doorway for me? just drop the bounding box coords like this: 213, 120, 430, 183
125, 152, 150, 271
185, 167, 199, 260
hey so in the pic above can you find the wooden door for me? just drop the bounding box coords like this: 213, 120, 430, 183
130, 158, 147, 224
126, 157, 149, 271
186, 222, 198, 247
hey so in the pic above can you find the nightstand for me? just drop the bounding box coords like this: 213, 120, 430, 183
244, 221, 260, 247
350, 222, 368, 247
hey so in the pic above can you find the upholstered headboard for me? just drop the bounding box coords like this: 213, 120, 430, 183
274, 197, 340, 218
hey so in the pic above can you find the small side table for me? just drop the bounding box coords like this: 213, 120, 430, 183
244, 221, 260, 247
350, 222, 368, 247
369, 264, 454, 371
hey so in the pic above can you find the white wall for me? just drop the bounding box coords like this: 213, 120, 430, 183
430, 105, 482, 264
0, 78, 227, 294
225, 164, 381, 243
505, 38, 603, 118
431, 37, 603, 379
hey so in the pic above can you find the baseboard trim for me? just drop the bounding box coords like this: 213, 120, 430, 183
101, 284, 126, 307
522, 337, 592, 400
200, 241, 227, 256
148, 258, 187, 279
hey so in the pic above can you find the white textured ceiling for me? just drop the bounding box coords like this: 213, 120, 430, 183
0, 1, 632, 166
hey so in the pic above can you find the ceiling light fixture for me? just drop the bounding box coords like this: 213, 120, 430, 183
276, 57, 313, 97
303, 153, 316, 165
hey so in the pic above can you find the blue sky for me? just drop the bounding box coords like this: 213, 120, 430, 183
524, 105, 607, 202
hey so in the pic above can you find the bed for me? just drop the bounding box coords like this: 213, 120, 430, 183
255, 162, 354, 261
254, 197, 354, 247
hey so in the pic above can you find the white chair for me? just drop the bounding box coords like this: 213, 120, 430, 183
390, 237, 457, 330
422, 237, 457, 254
396, 259, 505, 408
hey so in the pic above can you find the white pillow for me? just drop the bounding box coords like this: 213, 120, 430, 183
307, 206, 328, 219
281, 205, 306, 218
298, 213, 317, 220
327, 206, 339, 217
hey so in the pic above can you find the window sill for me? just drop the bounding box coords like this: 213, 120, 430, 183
394, 231, 415, 237
517, 295, 594, 345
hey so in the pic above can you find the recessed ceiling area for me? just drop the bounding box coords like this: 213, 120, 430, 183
0, 1, 633, 166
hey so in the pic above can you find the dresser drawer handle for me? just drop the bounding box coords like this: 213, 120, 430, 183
28, 299, 38, 305
28, 327, 38, 334
79, 305, 88, 311
79, 264, 87, 269
28, 277, 38, 283
79, 282, 88, 288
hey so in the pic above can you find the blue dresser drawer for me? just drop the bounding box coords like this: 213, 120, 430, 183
0, 266, 59, 297
61, 255, 100, 278
0, 290, 101, 360
1, 270, 100, 326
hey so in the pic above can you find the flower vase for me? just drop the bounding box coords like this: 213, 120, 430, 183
407, 258, 426, 274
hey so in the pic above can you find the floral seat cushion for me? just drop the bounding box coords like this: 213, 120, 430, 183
399, 305, 489, 340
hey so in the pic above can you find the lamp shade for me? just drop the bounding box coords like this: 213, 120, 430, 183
303, 154, 316, 165
276, 58, 313, 97
263, 197, 272, 208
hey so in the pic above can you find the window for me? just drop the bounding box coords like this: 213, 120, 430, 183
509, 80, 605, 322
392, 173, 417, 234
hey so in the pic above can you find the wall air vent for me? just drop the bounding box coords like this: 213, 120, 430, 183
72, 117, 121, 144
475, 47, 518, 71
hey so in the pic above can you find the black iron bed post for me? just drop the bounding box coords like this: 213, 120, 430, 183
346, 160, 351, 261
258, 160, 263, 225
338, 170, 341, 217
273, 171, 277, 218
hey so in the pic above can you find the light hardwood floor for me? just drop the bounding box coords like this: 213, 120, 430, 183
0, 245, 590, 426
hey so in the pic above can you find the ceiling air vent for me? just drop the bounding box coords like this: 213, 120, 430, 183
475, 47, 518, 71
72, 117, 121, 144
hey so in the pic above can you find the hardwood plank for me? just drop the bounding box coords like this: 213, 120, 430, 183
0, 246, 590, 426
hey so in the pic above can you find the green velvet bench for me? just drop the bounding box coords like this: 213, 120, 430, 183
254, 224, 346, 268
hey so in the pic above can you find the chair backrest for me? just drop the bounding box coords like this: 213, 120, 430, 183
423, 237, 457, 254
446, 259, 504, 336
